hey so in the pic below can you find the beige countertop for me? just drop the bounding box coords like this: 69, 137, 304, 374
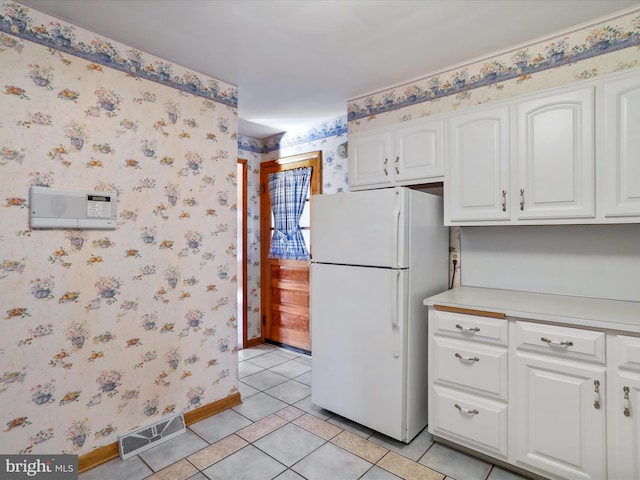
424, 286, 640, 333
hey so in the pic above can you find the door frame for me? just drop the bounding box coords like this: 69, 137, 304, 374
237, 159, 248, 349
259, 151, 323, 350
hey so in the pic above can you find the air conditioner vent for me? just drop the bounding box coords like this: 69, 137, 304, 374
118, 412, 185, 460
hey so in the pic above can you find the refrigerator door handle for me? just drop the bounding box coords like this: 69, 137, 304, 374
393, 191, 401, 267
391, 270, 401, 359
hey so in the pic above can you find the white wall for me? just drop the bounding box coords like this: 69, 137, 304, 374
460, 225, 640, 302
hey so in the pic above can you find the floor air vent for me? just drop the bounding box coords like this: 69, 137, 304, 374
118, 412, 186, 460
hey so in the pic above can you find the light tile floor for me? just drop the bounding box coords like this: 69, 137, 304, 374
79, 344, 531, 480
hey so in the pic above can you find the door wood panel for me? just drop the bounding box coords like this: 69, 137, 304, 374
259, 151, 322, 353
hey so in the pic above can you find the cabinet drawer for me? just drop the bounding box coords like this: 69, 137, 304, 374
616, 335, 640, 372
430, 386, 508, 459
513, 321, 605, 363
433, 337, 508, 400
432, 308, 508, 346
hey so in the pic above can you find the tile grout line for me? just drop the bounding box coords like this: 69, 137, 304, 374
241, 356, 437, 480
176, 406, 331, 477
139, 343, 502, 480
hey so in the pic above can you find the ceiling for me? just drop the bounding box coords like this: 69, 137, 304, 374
20, 0, 640, 139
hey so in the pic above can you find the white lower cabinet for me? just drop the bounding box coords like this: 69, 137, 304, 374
512, 322, 606, 479
428, 307, 640, 480
428, 308, 509, 460
607, 335, 640, 480
431, 386, 508, 459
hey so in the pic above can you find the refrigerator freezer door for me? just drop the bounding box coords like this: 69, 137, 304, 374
311, 187, 408, 268
311, 263, 409, 441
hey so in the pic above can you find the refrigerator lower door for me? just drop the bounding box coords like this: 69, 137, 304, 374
311, 263, 408, 441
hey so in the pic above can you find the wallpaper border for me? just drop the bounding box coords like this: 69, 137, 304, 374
238, 115, 348, 154
348, 8, 640, 121
0, 1, 238, 108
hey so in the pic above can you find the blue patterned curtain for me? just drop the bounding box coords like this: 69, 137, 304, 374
268, 167, 312, 260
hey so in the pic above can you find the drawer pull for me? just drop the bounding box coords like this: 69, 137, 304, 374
540, 336, 574, 347
455, 324, 480, 333
455, 352, 480, 362
455, 404, 479, 415
624, 386, 631, 417
594, 380, 601, 410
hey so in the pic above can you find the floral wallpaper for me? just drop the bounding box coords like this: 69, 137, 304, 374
0, 2, 237, 107
238, 115, 349, 341
0, 1, 238, 457
349, 7, 640, 133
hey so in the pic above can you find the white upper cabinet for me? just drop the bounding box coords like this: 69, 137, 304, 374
394, 119, 444, 183
445, 105, 510, 223
348, 129, 393, 188
600, 73, 640, 219
515, 87, 595, 221
348, 117, 444, 190
348, 68, 640, 225
445, 85, 596, 225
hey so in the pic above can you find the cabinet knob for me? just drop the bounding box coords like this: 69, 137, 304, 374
501, 190, 507, 212
520, 188, 525, 211
594, 380, 601, 410
395, 156, 400, 175
383, 158, 388, 176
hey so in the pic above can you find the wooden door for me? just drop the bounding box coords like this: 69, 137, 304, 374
260, 151, 322, 353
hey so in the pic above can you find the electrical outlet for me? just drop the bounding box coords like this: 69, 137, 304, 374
448, 248, 459, 289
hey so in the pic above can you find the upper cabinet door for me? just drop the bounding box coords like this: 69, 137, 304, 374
515, 87, 595, 220
348, 118, 444, 191
446, 105, 511, 223
394, 118, 444, 182
348, 129, 393, 189
601, 76, 640, 218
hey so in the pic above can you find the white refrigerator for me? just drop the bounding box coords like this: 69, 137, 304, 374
310, 186, 448, 443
